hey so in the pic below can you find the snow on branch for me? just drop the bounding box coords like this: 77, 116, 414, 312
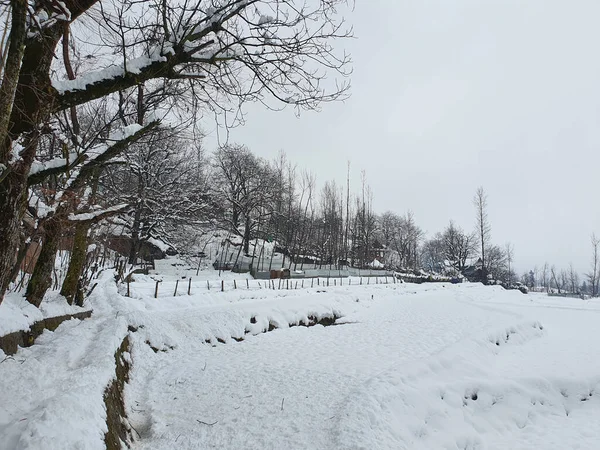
28, 122, 157, 187
68, 204, 129, 223
49, 0, 351, 113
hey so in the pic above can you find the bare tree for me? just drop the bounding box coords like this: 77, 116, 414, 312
505, 242, 514, 285
421, 234, 445, 274
473, 187, 491, 282
568, 263, 580, 295
212, 144, 277, 255
586, 233, 600, 297
550, 265, 562, 294
441, 221, 476, 273
541, 262, 549, 292
485, 244, 507, 281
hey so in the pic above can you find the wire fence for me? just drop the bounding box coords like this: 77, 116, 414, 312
126, 275, 398, 299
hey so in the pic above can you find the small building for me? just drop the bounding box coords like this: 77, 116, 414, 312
270, 268, 291, 279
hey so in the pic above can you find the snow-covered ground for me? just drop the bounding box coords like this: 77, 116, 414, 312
2, 263, 600, 449
123, 274, 600, 450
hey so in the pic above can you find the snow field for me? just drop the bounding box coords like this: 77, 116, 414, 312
3, 265, 600, 450
123, 280, 570, 450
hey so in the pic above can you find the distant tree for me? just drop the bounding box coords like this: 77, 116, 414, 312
378, 211, 423, 270
586, 234, 600, 297
560, 269, 569, 293
473, 187, 491, 282
351, 172, 377, 267
541, 262, 549, 292
568, 263, 580, 294
212, 144, 277, 255
528, 269, 536, 289
485, 245, 507, 281
505, 242, 514, 285
550, 265, 562, 293
378, 211, 398, 248
101, 127, 210, 265
421, 234, 445, 273
441, 221, 476, 273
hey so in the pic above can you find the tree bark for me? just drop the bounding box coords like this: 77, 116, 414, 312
60, 221, 88, 305
0, 0, 28, 302
0, 170, 28, 296
25, 217, 61, 307
9, 231, 29, 285
243, 216, 251, 255
0, 21, 63, 303
128, 206, 142, 265
0, 0, 27, 156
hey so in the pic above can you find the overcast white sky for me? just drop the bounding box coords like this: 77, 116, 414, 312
205, 0, 600, 276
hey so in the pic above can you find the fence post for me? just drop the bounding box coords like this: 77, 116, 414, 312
333, 279, 336, 286
327, 278, 329, 287
207, 280, 210, 291
311, 278, 314, 288
278, 279, 282, 289
221, 280, 224, 292
246, 279, 249, 289
188, 278, 192, 295
295, 281, 298, 289
360, 277, 363, 285
154, 280, 160, 298
302, 279, 304, 288
126, 280, 130, 297
234, 280, 237, 289
174, 279, 179, 296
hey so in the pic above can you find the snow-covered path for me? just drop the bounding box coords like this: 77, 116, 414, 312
119, 282, 600, 450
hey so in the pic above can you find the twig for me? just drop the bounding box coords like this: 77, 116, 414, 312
202, 361, 207, 371
196, 419, 218, 426
1, 355, 15, 364
129, 423, 141, 439
281, 397, 285, 411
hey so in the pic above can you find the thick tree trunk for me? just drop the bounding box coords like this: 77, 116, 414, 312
128, 209, 142, 265
0, 0, 27, 153
0, 170, 28, 296
243, 217, 251, 255
60, 221, 88, 305
0, 0, 28, 303
9, 231, 30, 285
25, 218, 61, 307
0, 24, 62, 303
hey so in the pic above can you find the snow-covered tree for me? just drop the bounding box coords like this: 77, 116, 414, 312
0, 0, 352, 304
